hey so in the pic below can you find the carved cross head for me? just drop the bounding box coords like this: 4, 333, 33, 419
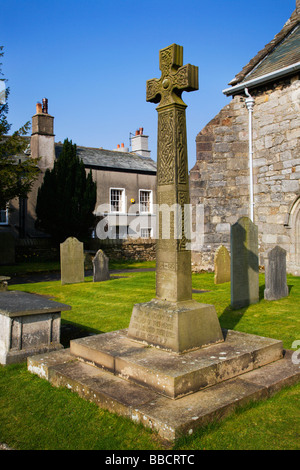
146, 44, 198, 109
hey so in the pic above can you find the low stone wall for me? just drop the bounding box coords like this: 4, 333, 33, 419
85, 238, 156, 262
14, 238, 156, 264
15, 238, 59, 262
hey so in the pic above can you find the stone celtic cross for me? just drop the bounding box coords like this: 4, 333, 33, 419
128, 44, 223, 353
146, 43, 198, 109
147, 44, 198, 302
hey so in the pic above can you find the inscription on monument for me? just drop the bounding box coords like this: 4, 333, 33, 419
130, 305, 176, 347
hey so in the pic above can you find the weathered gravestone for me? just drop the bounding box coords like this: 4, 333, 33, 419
0, 232, 15, 265
128, 43, 223, 352
93, 249, 110, 282
60, 237, 84, 285
264, 246, 289, 301
231, 217, 259, 309
214, 245, 230, 284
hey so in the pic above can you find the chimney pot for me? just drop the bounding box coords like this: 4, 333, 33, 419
139, 127, 143, 135
36, 102, 43, 114
117, 144, 120, 149
42, 98, 48, 114
121, 143, 124, 148
135, 130, 139, 136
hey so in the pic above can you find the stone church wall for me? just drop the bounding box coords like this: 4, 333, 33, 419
190, 76, 300, 275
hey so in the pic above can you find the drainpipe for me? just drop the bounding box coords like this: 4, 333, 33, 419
245, 88, 255, 222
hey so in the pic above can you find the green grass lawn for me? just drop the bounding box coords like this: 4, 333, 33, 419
0, 264, 299, 450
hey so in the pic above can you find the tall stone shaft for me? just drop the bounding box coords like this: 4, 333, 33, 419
128, 44, 223, 353
146, 44, 198, 302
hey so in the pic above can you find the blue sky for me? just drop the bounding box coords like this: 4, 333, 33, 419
1, 0, 297, 169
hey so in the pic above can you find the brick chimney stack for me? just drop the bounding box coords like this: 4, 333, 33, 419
31, 98, 55, 170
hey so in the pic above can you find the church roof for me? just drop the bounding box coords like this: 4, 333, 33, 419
54, 143, 157, 175
239, 24, 300, 83
224, 7, 300, 95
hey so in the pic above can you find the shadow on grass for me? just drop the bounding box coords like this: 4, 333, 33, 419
288, 284, 294, 294
218, 281, 294, 331
219, 283, 266, 331
60, 320, 103, 348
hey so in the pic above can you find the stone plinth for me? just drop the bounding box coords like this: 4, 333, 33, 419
0, 291, 71, 365
128, 299, 224, 353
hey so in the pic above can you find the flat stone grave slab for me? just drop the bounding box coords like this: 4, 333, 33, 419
27, 348, 300, 442
0, 291, 71, 365
70, 329, 283, 399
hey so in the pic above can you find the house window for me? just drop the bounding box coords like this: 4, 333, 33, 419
139, 190, 152, 213
0, 206, 8, 225
141, 228, 152, 239
110, 188, 125, 213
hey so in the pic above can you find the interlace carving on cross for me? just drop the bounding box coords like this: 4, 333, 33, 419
146, 44, 198, 109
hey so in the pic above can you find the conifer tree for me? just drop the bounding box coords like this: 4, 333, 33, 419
36, 138, 97, 243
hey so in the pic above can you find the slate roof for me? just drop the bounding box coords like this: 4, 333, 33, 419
54, 143, 157, 174
228, 7, 300, 87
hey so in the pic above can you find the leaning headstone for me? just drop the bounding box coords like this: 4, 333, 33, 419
93, 250, 110, 282
60, 237, 84, 285
264, 246, 289, 301
0, 232, 15, 265
214, 245, 230, 284
128, 44, 224, 352
231, 217, 259, 309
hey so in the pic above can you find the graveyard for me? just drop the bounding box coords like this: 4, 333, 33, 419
0, 262, 299, 449
1, 38, 300, 450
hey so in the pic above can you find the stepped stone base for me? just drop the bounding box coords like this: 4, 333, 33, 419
27, 328, 300, 441
69, 329, 283, 399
